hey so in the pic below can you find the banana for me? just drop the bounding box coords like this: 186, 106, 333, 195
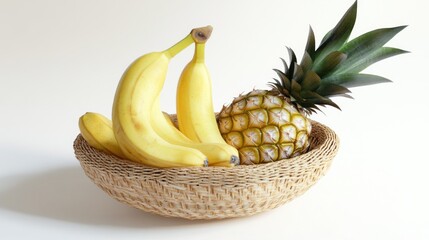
79, 110, 236, 166
78, 112, 126, 159
150, 27, 237, 167
152, 100, 238, 167
112, 27, 212, 168
176, 28, 239, 165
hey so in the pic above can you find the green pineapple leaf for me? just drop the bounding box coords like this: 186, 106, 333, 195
302, 92, 342, 110
301, 71, 321, 91
340, 26, 407, 55
291, 79, 302, 95
323, 73, 392, 88
273, 68, 291, 90
337, 47, 408, 74
335, 26, 407, 74
269, 79, 290, 96
270, 1, 406, 114
280, 57, 289, 74
320, 29, 333, 47
300, 52, 313, 73
293, 64, 305, 83
313, 51, 347, 77
304, 26, 316, 58
314, 1, 357, 64
316, 82, 351, 97
286, 47, 297, 79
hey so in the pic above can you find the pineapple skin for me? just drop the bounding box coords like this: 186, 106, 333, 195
218, 90, 311, 165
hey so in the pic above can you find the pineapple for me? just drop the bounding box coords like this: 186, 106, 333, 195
218, 1, 407, 165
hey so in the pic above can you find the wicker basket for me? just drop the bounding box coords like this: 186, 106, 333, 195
73, 119, 339, 220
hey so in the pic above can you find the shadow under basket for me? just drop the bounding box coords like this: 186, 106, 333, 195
73, 120, 339, 220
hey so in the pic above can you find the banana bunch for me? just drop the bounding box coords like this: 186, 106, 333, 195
78, 26, 239, 168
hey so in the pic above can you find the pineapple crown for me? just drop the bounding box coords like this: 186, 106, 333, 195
269, 1, 407, 114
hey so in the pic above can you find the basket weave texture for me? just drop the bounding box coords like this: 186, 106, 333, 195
73, 120, 339, 220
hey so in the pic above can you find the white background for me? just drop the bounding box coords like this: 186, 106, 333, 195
1, 0, 427, 239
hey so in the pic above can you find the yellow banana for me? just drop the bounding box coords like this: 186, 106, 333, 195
152, 99, 238, 167
78, 112, 126, 159
150, 27, 237, 167
79, 110, 236, 166
112, 27, 212, 168
176, 29, 239, 165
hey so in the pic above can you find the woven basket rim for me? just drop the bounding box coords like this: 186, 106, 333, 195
73, 120, 339, 183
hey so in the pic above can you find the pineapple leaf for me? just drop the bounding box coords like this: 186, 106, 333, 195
300, 52, 313, 73
269, 79, 290, 96
287, 47, 297, 64
293, 63, 304, 83
323, 73, 392, 88
291, 79, 302, 93
301, 71, 321, 91
316, 82, 351, 97
336, 47, 408, 74
314, 1, 357, 65
313, 51, 347, 77
273, 69, 291, 90
286, 47, 297, 79
302, 94, 342, 110
297, 94, 320, 110
340, 26, 407, 56
336, 26, 407, 73
324, 100, 342, 110
280, 57, 289, 74
337, 93, 354, 99
290, 79, 302, 101
320, 29, 333, 47
301, 90, 325, 100
305, 26, 316, 58
270, 0, 406, 114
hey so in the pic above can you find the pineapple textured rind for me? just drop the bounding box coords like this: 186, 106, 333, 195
218, 90, 311, 164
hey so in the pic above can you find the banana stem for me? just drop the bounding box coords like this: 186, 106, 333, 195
191, 25, 213, 44
193, 43, 206, 63
164, 34, 194, 59
164, 25, 213, 59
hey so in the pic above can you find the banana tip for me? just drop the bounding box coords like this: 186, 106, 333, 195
231, 155, 240, 165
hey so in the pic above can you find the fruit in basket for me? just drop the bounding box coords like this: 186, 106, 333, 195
150, 26, 239, 167
78, 112, 126, 159
78, 111, 174, 160
176, 27, 239, 167
78, 26, 238, 168
217, 1, 407, 164
111, 27, 213, 168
